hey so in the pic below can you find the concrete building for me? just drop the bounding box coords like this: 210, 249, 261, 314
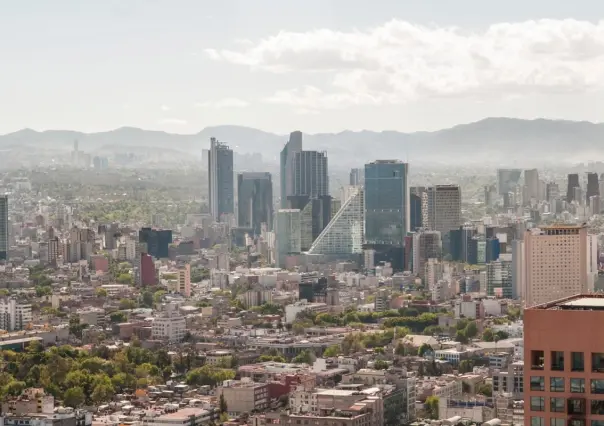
0, 196, 8, 261
208, 137, 234, 221
425, 185, 462, 236
524, 295, 604, 426
217, 379, 269, 415
524, 226, 589, 307
498, 169, 522, 196
412, 230, 441, 281
151, 311, 186, 343
284, 300, 328, 324
524, 169, 540, 202
487, 259, 513, 298
0, 298, 32, 331
567, 173, 580, 203
174, 264, 191, 297
275, 209, 302, 269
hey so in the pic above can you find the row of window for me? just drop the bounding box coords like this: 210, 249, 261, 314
530, 377, 604, 394
531, 350, 604, 373
530, 397, 604, 414
531, 418, 604, 426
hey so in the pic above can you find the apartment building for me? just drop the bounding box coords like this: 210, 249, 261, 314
525, 295, 604, 426
0, 298, 32, 331
217, 379, 269, 415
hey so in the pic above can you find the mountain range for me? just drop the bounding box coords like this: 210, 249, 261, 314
2, 117, 603, 166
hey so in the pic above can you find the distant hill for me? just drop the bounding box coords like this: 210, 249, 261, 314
2, 117, 603, 166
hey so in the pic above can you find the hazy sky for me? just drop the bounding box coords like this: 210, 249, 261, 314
3, 0, 604, 134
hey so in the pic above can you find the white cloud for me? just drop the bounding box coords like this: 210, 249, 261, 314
194, 98, 250, 108
206, 19, 604, 108
160, 105, 171, 111
158, 118, 187, 125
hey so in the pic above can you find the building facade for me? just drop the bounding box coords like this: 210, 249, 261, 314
208, 137, 234, 221
237, 172, 273, 236
280, 131, 303, 208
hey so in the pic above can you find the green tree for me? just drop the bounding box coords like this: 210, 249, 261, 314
116, 273, 133, 285
63, 387, 85, 408
418, 344, 433, 357
323, 345, 341, 357
482, 328, 495, 342
141, 291, 154, 308
119, 299, 137, 310
219, 393, 228, 414
495, 330, 509, 340
153, 290, 166, 305
374, 360, 389, 370
292, 350, 314, 364
95, 288, 108, 297
91, 377, 115, 404
465, 321, 478, 338
477, 383, 493, 397
455, 329, 469, 344
425, 396, 439, 419
110, 311, 128, 324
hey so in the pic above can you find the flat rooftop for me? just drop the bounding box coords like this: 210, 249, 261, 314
531, 294, 604, 311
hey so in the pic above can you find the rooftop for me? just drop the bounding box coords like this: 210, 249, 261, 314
531, 294, 604, 311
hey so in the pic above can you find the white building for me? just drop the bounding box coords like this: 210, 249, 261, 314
284, 300, 328, 324
0, 298, 32, 331
152, 312, 186, 343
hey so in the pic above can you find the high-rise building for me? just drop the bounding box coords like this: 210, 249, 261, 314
364, 160, 409, 245
486, 259, 513, 298
287, 195, 331, 251
274, 209, 302, 268
546, 182, 560, 203
524, 169, 540, 202
0, 298, 32, 331
280, 131, 303, 208
497, 169, 522, 195
524, 294, 604, 426
587, 172, 600, 205
410, 187, 425, 232
307, 186, 364, 255
425, 185, 462, 236
293, 150, 329, 198
524, 226, 589, 307
567, 173, 580, 203
349, 168, 364, 186
237, 172, 273, 236
139, 228, 173, 259
511, 240, 524, 300
208, 137, 234, 221
364, 160, 409, 271
412, 230, 441, 281
140, 253, 156, 286
175, 264, 191, 297
0, 196, 8, 260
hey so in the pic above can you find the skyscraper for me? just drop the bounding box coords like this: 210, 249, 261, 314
208, 137, 234, 221
349, 168, 364, 186
0, 196, 7, 260
237, 172, 273, 236
307, 186, 364, 256
566, 173, 580, 203
364, 160, 409, 271
280, 131, 302, 208
293, 150, 329, 198
497, 168, 522, 195
524, 226, 589, 307
425, 185, 462, 236
364, 160, 410, 245
587, 172, 599, 205
139, 228, 173, 259
524, 169, 540, 202
275, 209, 302, 268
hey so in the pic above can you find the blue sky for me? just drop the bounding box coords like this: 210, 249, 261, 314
2, 0, 604, 134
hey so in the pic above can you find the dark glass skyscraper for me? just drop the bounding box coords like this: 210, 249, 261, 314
364, 160, 409, 245
139, 228, 172, 259
567, 173, 580, 203
293, 150, 329, 198
587, 172, 599, 205
237, 172, 273, 236
208, 137, 234, 221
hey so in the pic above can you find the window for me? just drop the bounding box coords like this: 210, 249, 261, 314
593, 353, 604, 372
572, 352, 585, 372
531, 397, 545, 412
592, 380, 604, 394
551, 351, 565, 371
592, 421, 604, 426
551, 419, 564, 426
550, 398, 565, 413
592, 400, 604, 415
570, 420, 585, 426
572, 378, 586, 393
550, 377, 564, 392
568, 398, 586, 415
532, 417, 544, 426
532, 350, 545, 370
531, 376, 545, 391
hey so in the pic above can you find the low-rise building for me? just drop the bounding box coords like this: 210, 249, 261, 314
217, 379, 269, 415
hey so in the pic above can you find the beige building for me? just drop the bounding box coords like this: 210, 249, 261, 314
2, 388, 54, 415
217, 379, 268, 415
524, 225, 588, 307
